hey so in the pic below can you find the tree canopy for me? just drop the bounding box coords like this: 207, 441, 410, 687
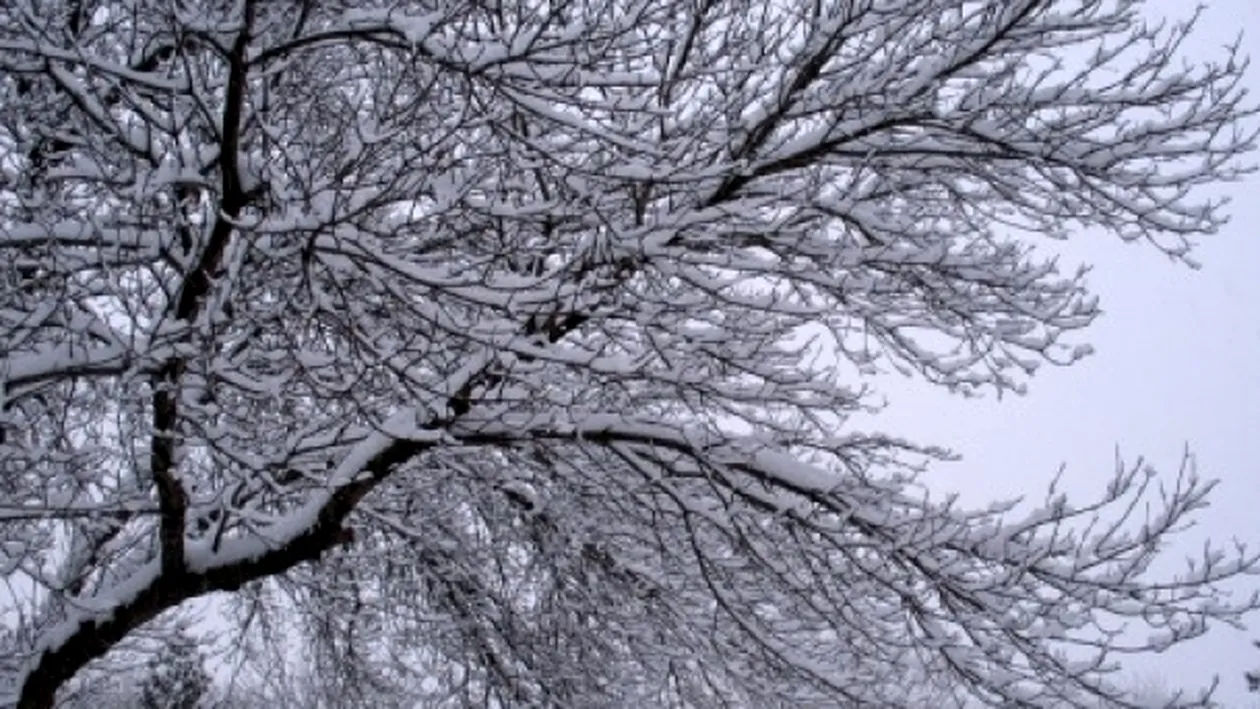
1, 0, 1256, 706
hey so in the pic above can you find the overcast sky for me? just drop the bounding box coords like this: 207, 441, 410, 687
854, 0, 1260, 703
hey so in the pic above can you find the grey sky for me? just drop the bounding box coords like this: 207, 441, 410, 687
856, 0, 1260, 702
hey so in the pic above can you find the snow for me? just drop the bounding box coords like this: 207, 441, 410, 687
14, 560, 162, 689
749, 449, 841, 494
3, 0, 1256, 704
1, 221, 166, 253
1, 343, 130, 392
391, 12, 444, 46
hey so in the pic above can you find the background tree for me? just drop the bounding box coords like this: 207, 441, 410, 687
1245, 640, 1260, 694
138, 629, 211, 709
42, 621, 211, 709
1, 0, 1257, 707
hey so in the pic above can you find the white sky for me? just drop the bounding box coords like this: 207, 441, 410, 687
857, 0, 1260, 702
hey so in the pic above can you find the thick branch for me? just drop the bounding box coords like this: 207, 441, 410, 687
150, 0, 256, 580
14, 506, 355, 709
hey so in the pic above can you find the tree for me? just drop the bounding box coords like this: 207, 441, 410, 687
1105, 672, 1206, 709
38, 623, 210, 709
1245, 640, 1260, 693
138, 630, 212, 709
0, 0, 1256, 706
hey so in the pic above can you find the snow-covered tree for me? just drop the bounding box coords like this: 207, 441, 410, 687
1, 0, 1257, 706
138, 631, 211, 709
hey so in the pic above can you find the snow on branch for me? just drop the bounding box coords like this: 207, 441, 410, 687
0, 0, 1256, 706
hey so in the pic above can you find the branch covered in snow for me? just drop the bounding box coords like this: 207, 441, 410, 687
0, 0, 1256, 707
